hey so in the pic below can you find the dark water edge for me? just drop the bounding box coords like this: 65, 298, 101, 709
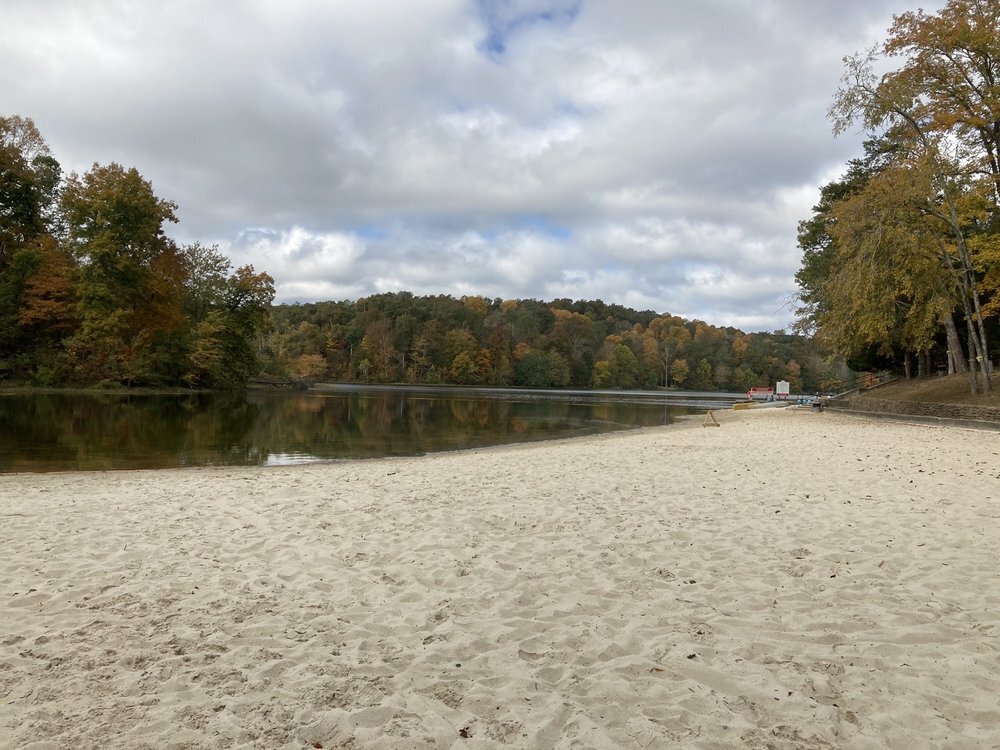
0, 387, 742, 474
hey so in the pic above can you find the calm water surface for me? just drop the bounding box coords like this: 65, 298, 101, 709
0, 387, 731, 473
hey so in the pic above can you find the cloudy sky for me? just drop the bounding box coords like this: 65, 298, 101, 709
4, 0, 941, 331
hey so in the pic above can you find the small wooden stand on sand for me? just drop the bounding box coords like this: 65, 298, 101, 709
703, 410, 720, 427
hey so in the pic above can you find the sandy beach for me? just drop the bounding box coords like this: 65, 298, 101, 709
2, 407, 999, 749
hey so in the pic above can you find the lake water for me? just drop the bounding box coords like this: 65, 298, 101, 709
0, 386, 741, 473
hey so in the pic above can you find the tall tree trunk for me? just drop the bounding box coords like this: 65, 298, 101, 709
965, 314, 981, 395
938, 225, 988, 394
944, 198, 991, 392
942, 312, 967, 374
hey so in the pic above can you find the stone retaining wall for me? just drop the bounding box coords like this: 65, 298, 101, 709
828, 395, 1000, 424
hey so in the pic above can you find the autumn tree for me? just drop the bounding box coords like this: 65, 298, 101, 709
18, 236, 77, 340
591, 359, 612, 388
0, 116, 280, 388
292, 353, 327, 381
662, 324, 691, 387
669, 358, 689, 386
801, 154, 971, 376
0, 116, 66, 379
60, 162, 184, 383
481, 321, 514, 385
408, 319, 443, 383
829, 0, 998, 391
361, 319, 399, 382
638, 335, 662, 388
883, 1, 1000, 201
796, 141, 898, 334
547, 308, 593, 385
442, 327, 478, 378
449, 350, 482, 384
270, 292, 843, 394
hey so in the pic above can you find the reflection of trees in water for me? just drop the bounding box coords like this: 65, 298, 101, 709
0, 394, 77, 471
185, 393, 260, 466
358, 393, 398, 437
594, 402, 639, 425
2, 390, 687, 471
247, 392, 350, 457
0, 392, 257, 471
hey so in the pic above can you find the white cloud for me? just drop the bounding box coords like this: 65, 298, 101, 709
1, 0, 945, 330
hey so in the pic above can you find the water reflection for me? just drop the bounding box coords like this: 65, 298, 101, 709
0, 389, 699, 473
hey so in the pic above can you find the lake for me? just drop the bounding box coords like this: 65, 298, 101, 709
0, 386, 743, 473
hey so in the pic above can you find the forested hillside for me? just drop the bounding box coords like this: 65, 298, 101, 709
264, 294, 848, 393
2, 115, 846, 394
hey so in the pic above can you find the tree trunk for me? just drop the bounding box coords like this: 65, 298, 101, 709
965, 314, 980, 395
945, 198, 991, 392
939, 235, 986, 394
942, 312, 967, 374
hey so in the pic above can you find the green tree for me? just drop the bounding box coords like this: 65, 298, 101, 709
218, 265, 275, 386
181, 242, 231, 323
0, 115, 60, 264
183, 263, 274, 388
185, 311, 228, 387
692, 358, 714, 390
514, 348, 570, 387
610, 343, 638, 388
728, 365, 756, 392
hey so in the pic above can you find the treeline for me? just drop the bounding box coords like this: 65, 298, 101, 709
796, 0, 999, 393
264, 293, 848, 394
2, 118, 848, 395
0, 116, 275, 388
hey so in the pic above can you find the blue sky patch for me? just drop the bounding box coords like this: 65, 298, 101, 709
476, 0, 582, 56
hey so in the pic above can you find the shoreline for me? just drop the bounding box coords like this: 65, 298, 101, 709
3, 409, 999, 748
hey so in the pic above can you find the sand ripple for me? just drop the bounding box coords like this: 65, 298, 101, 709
2, 409, 999, 748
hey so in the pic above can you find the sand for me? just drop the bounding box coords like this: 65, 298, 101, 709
2, 407, 999, 749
